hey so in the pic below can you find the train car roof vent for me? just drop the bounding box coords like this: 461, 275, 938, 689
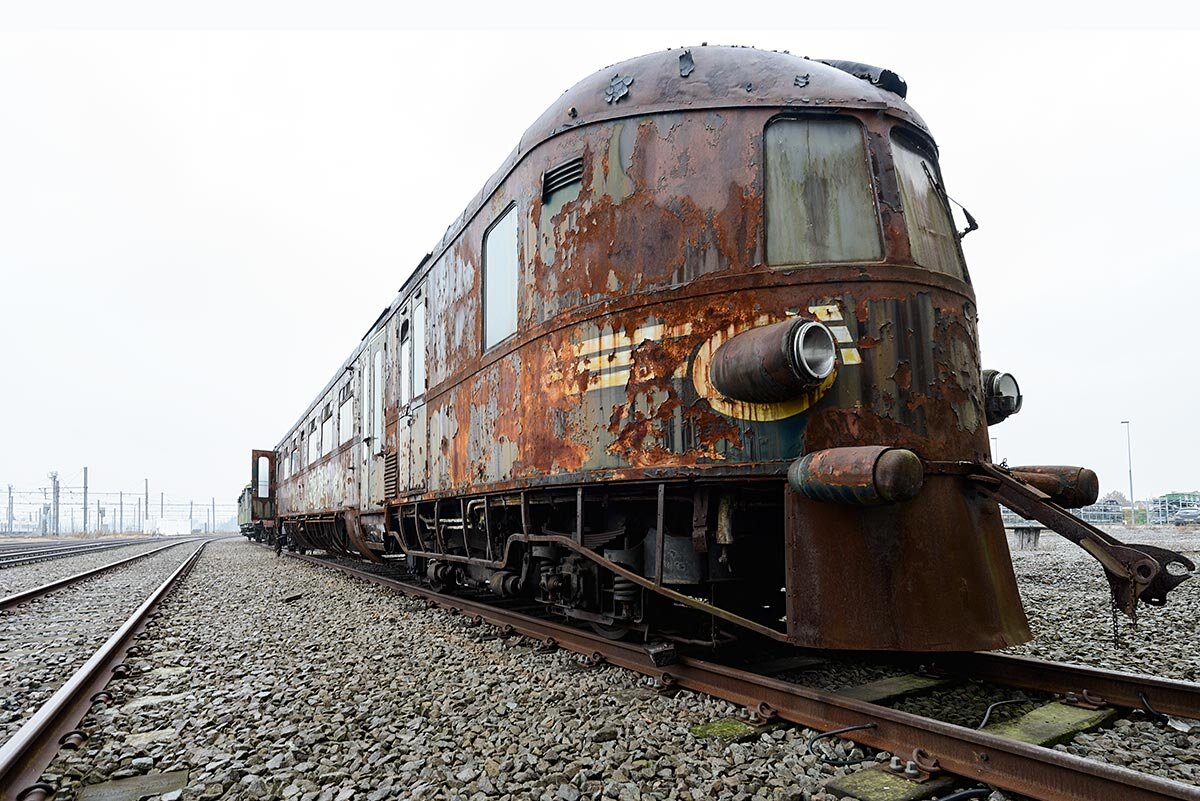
817, 59, 907, 98
542, 157, 584, 201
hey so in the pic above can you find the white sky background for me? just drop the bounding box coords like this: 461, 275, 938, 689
0, 2, 1197, 506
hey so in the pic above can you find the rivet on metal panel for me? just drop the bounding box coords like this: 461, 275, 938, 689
794, 73, 810, 87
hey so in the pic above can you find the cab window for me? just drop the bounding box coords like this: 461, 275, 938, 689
765, 118, 882, 265
891, 131, 966, 279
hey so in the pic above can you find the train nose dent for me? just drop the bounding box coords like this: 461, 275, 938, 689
788, 446, 925, 505
710, 318, 837, 403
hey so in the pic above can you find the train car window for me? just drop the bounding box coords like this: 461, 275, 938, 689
372, 348, 384, 453
307, 421, 319, 465
483, 205, 519, 349
321, 404, 334, 457
765, 118, 882, 265
338, 386, 354, 446
891, 132, 965, 279
399, 320, 411, 406
413, 297, 426, 397
256, 456, 270, 498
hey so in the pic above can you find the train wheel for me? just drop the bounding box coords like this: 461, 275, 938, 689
589, 621, 632, 641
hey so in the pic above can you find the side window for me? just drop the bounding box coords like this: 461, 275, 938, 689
890, 131, 966, 279
321, 403, 334, 456
338, 385, 354, 446
483, 205, 519, 349
413, 296, 426, 397
399, 320, 411, 406
765, 118, 882, 266
307, 421, 319, 465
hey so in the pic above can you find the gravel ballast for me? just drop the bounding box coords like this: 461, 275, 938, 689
0, 542, 200, 741
0, 538, 186, 596
29, 528, 1200, 800
1004, 526, 1200, 786
40, 540, 923, 801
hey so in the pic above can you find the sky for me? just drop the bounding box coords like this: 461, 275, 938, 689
1, 2, 1197, 515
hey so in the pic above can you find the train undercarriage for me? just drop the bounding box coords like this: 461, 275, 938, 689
251, 461, 1194, 651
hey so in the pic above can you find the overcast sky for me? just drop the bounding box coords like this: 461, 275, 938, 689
1, 3, 1197, 511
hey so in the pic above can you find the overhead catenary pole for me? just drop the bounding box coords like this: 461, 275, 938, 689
144, 478, 149, 529
160, 491, 164, 518
212, 497, 216, 533
82, 467, 88, 535
49, 472, 59, 537
189, 500, 193, 535
1121, 420, 1135, 524
119, 491, 124, 534
136, 497, 141, 532
6, 484, 12, 534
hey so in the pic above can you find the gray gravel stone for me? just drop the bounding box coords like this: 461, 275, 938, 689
26, 530, 1199, 800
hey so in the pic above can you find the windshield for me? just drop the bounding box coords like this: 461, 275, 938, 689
891, 132, 966, 280
765, 118, 883, 265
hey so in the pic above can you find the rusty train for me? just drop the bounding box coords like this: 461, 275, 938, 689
239, 46, 1192, 652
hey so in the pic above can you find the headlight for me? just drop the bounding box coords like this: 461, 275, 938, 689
711, 318, 838, 403
982, 369, 1022, 425
792, 321, 837, 382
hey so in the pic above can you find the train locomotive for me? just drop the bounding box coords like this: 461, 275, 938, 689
239, 46, 1193, 652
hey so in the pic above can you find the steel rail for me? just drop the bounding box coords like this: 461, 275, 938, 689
0, 540, 153, 570
0, 541, 208, 801
0, 539, 150, 558
0, 539, 200, 611
934, 652, 1200, 721
287, 552, 1200, 801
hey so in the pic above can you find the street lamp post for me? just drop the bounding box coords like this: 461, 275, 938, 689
1121, 420, 1134, 524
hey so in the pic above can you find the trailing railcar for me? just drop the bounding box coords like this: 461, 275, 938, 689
242, 46, 1191, 651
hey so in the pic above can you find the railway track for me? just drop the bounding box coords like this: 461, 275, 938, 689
0, 538, 162, 570
0, 541, 211, 800
287, 550, 1200, 801
0, 539, 198, 611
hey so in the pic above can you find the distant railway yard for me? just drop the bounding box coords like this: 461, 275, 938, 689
0, 529, 1196, 801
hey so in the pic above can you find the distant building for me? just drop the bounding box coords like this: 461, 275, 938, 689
1148, 492, 1200, 525
1076, 498, 1125, 525
1001, 497, 1125, 528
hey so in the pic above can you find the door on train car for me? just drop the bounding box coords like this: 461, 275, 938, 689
361, 328, 388, 508
399, 294, 428, 492
249, 450, 275, 520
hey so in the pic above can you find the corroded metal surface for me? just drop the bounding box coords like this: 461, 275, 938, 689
249, 45, 1190, 652
1009, 465, 1100, 509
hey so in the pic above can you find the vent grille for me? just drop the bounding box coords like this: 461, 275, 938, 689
384, 451, 399, 498
542, 157, 584, 200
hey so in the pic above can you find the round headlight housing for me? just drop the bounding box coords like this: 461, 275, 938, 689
791, 321, 837, 382
982, 369, 1023, 425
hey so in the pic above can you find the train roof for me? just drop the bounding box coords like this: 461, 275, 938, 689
523, 45, 926, 148
423, 46, 928, 284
